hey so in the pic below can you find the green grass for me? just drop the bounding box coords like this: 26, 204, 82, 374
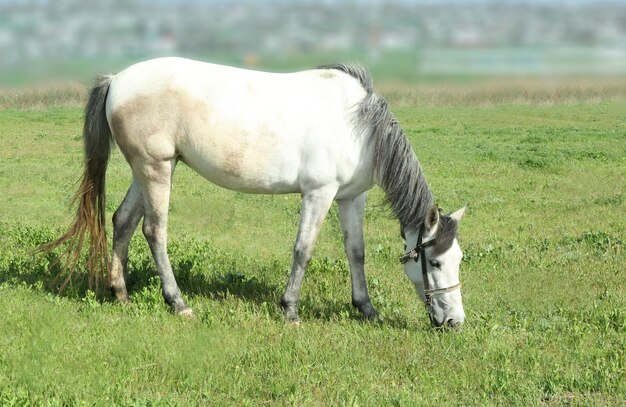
0, 94, 624, 405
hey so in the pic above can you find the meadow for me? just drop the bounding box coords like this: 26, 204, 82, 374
0, 78, 624, 405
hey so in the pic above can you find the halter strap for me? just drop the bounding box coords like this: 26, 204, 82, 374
399, 226, 437, 264
399, 223, 435, 265
399, 224, 461, 306
425, 282, 462, 297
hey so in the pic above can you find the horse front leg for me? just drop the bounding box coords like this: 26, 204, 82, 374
337, 192, 378, 320
280, 186, 337, 324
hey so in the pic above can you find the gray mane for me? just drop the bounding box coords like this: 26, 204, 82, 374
316, 63, 374, 94
316, 64, 433, 232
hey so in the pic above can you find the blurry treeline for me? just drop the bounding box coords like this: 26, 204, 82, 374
0, 0, 625, 84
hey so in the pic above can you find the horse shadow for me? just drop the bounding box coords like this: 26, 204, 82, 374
7, 248, 412, 329
307, 297, 414, 329
154, 259, 413, 329
7, 248, 270, 303
156, 258, 281, 305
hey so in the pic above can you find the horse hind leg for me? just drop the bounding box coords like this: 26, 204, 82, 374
110, 178, 144, 303
137, 158, 192, 316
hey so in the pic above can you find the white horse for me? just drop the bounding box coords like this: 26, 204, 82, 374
43, 57, 467, 327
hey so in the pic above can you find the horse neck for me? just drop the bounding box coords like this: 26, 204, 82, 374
373, 123, 433, 232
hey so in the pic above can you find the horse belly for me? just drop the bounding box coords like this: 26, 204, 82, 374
177, 123, 301, 194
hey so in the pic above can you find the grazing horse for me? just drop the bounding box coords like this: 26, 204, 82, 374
43, 57, 467, 327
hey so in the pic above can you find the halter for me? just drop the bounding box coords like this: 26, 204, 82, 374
399, 224, 461, 306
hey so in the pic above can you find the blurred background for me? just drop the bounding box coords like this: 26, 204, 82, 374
0, 0, 625, 86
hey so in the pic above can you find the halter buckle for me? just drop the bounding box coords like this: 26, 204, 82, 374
424, 295, 432, 306
399, 249, 418, 264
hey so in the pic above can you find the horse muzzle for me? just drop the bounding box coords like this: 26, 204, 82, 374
430, 314, 464, 329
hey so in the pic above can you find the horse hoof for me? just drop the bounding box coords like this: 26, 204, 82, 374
287, 318, 301, 326
356, 303, 379, 321
364, 312, 380, 322
176, 306, 195, 319
284, 312, 301, 325
110, 287, 131, 304
116, 294, 131, 304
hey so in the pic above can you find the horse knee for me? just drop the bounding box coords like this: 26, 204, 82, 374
112, 210, 134, 237
348, 246, 365, 264
293, 244, 313, 268
142, 221, 158, 245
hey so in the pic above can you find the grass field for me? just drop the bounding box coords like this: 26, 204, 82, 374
0, 81, 624, 405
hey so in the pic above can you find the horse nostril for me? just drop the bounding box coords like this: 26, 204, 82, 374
447, 318, 462, 328
430, 315, 443, 328
431, 316, 464, 329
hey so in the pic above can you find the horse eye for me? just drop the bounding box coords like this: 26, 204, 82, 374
429, 259, 441, 268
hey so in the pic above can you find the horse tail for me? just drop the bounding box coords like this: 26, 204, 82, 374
38, 74, 114, 293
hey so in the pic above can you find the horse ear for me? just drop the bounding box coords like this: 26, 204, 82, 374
424, 205, 440, 230
450, 205, 467, 222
